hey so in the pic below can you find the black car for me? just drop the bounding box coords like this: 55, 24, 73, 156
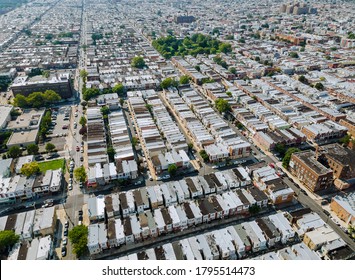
323, 210, 331, 216
61, 246, 67, 257
63, 228, 68, 236
301, 189, 308, 196
35, 155, 44, 161
80, 156, 84, 162
78, 210, 83, 216
78, 215, 83, 222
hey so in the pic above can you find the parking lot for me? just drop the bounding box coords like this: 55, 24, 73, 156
48, 106, 72, 138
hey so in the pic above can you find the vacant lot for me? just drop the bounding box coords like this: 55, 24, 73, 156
38, 159, 65, 173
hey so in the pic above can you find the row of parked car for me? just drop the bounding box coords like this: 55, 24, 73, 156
61, 220, 69, 258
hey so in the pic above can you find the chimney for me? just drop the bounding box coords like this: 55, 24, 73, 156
315, 144, 319, 161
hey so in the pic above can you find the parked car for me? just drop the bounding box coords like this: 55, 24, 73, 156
323, 210, 331, 216
76, 146, 80, 152
63, 228, 68, 236
64, 220, 69, 228
80, 156, 84, 162
61, 246, 67, 257
62, 237, 68, 246
35, 155, 44, 161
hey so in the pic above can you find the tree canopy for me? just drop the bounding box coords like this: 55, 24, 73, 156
112, 83, 124, 95
39, 110, 51, 140
7, 146, 22, 158
13, 90, 61, 108
168, 164, 177, 177
131, 56, 146, 69
82, 88, 100, 101
21, 162, 40, 177
68, 225, 88, 258
282, 148, 301, 168
160, 77, 179, 89
179, 75, 190, 85
79, 116, 87, 126
152, 34, 232, 59
314, 82, 324, 91
199, 150, 209, 163
0, 230, 19, 252
79, 69, 88, 82
45, 142, 56, 153
26, 143, 39, 155
74, 166, 87, 182
215, 98, 231, 113
107, 146, 116, 162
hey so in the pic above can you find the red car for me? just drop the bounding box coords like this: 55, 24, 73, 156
76, 146, 80, 152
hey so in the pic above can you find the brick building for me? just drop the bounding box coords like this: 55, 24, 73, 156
320, 144, 355, 180
289, 151, 333, 192
330, 193, 355, 225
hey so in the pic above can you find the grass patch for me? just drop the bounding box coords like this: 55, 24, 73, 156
38, 159, 65, 173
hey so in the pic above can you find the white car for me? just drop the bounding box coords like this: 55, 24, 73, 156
62, 237, 68, 246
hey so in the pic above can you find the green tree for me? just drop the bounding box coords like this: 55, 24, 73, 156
199, 150, 209, 163
188, 143, 193, 150
219, 43, 232, 53
21, 162, 40, 177
27, 92, 44, 108
132, 136, 138, 146
107, 146, 116, 162
179, 75, 190, 85
119, 98, 124, 106
74, 166, 87, 182
274, 143, 286, 157
289, 52, 299, 58
79, 69, 88, 82
44, 90, 61, 104
112, 83, 124, 95
195, 65, 201, 71
229, 67, 237, 74
0, 230, 19, 252
168, 164, 177, 177
282, 148, 301, 168
13, 94, 28, 108
314, 82, 324, 91
298, 75, 307, 84
339, 134, 351, 145
83, 88, 100, 101
249, 204, 261, 215
79, 116, 87, 126
45, 34, 53, 40
226, 91, 232, 97
160, 77, 177, 89
26, 143, 39, 155
45, 142, 56, 153
7, 146, 22, 158
68, 225, 88, 258
131, 56, 146, 68
100, 106, 110, 116
215, 98, 231, 113
39, 110, 51, 140
42, 70, 50, 78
